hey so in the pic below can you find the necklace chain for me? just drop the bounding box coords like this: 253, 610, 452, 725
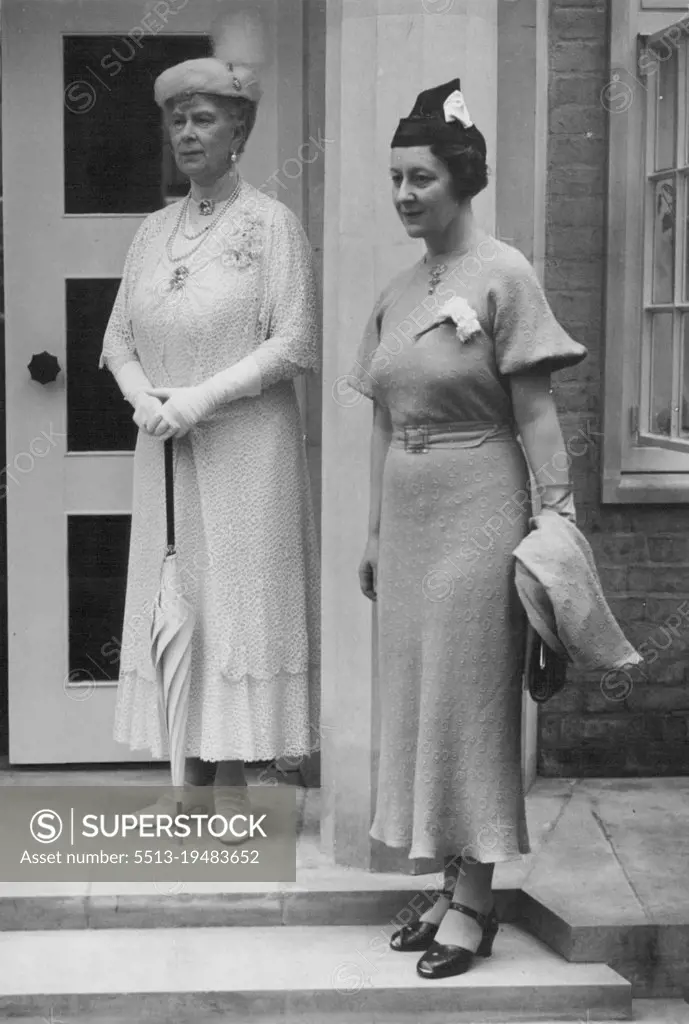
425, 257, 448, 295
165, 177, 242, 289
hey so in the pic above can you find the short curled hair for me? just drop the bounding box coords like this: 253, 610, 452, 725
164, 93, 258, 158
215, 95, 258, 158
429, 138, 489, 202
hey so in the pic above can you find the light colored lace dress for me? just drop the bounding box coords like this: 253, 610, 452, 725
100, 182, 320, 762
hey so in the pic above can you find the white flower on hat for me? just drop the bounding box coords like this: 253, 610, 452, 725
437, 296, 482, 343
443, 89, 474, 129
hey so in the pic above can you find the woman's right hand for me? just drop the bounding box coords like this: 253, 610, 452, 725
358, 536, 379, 601
132, 392, 169, 436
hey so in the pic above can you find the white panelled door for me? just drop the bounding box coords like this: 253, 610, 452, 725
3, 0, 308, 762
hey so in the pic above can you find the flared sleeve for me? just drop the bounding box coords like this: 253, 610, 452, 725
253, 202, 320, 389
346, 289, 391, 400
491, 250, 587, 376
99, 218, 151, 374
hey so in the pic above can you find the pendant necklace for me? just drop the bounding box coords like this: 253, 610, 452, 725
424, 255, 448, 295
166, 176, 242, 289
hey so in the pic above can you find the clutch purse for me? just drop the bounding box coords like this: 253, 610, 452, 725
525, 627, 569, 703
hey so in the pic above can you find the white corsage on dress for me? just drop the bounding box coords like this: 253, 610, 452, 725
417, 295, 482, 343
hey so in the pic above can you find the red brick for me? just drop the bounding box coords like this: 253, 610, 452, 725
553, 0, 606, 8
662, 716, 688, 743
626, 685, 689, 713
546, 258, 605, 293
582, 684, 624, 714
605, 596, 648, 623
646, 597, 689, 623
539, 715, 562, 746
550, 104, 607, 138
550, 74, 608, 109
548, 288, 603, 323
547, 225, 605, 258
551, 40, 607, 74
548, 197, 606, 231
597, 565, 629, 591
647, 536, 689, 562
595, 509, 689, 533
542, 685, 583, 714
551, 8, 608, 40
547, 163, 606, 197
628, 567, 689, 594
549, 133, 607, 168
588, 532, 648, 561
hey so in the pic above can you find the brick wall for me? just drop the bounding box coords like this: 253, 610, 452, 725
0, 44, 6, 759
540, 0, 689, 776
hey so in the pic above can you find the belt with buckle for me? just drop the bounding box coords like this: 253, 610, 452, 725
394, 421, 513, 453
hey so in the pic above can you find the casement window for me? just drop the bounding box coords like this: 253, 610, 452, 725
605, 0, 689, 501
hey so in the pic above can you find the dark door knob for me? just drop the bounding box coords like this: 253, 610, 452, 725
28, 352, 61, 384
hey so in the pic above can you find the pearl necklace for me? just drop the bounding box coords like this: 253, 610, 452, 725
166, 177, 242, 289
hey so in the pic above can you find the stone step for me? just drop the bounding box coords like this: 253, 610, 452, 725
0, 884, 522, 931
0, 923, 631, 1023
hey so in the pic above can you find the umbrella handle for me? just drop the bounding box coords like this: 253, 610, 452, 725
164, 438, 175, 553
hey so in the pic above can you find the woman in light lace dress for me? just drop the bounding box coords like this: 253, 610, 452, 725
100, 41, 320, 821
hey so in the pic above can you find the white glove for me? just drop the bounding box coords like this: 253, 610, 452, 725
112, 360, 167, 436
147, 355, 262, 440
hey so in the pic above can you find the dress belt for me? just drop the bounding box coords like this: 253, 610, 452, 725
390, 421, 514, 453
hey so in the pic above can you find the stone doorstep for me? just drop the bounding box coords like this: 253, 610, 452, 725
1, 884, 684, 1000
0, 924, 632, 1023
0, 886, 524, 932
517, 892, 689, 1001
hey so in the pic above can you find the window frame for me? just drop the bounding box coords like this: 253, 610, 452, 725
604, 0, 689, 502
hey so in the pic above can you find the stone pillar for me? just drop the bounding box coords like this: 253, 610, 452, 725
496, 0, 551, 792
320, 0, 499, 869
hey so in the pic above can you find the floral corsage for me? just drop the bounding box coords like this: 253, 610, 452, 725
417, 296, 482, 343
220, 212, 264, 270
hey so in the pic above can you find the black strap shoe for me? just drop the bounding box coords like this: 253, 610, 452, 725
416, 901, 499, 979
389, 889, 453, 952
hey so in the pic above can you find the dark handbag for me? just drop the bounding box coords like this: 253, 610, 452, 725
525, 627, 569, 703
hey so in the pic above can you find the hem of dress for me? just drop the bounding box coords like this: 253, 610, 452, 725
369, 827, 530, 864
113, 665, 320, 762
112, 736, 321, 762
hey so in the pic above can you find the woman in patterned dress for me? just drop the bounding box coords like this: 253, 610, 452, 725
348, 79, 586, 978
100, 42, 320, 821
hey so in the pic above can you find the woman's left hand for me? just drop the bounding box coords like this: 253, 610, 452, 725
146, 386, 207, 440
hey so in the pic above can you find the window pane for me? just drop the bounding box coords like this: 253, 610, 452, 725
652, 178, 675, 304
650, 312, 674, 436
655, 48, 678, 171
64, 36, 209, 214
68, 515, 130, 682
67, 280, 137, 452
682, 315, 689, 435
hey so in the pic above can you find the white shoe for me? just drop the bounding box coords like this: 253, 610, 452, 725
211, 785, 252, 846
133, 789, 213, 822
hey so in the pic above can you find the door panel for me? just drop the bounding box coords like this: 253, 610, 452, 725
4, 0, 316, 763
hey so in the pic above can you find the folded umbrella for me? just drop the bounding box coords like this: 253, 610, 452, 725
150, 438, 194, 806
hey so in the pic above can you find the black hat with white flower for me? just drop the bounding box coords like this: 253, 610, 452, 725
391, 78, 486, 157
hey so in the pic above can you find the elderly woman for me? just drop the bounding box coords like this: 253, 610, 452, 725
348, 79, 586, 979
100, 41, 320, 823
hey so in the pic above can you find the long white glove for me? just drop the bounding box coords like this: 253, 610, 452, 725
112, 360, 167, 436
147, 354, 263, 440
